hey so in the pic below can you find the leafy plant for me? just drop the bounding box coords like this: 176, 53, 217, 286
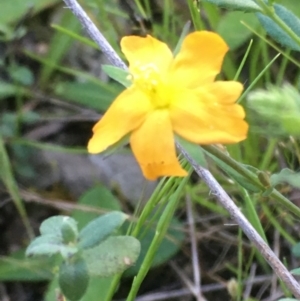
26, 213, 140, 301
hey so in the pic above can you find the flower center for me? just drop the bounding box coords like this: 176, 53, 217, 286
131, 63, 171, 109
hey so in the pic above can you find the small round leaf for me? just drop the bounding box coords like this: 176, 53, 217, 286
40, 216, 76, 238
83, 236, 140, 277
59, 257, 89, 301
61, 218, 78, 244
26, 235, 78, 258
26, 235, 63, 257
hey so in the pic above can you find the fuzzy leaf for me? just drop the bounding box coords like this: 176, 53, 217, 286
257, 4, 300, 51
78, 211, 128, 249
26, 235, 77, 258
83, 236, 140, 277
61, 217, 79, 244
202, 0, 261, 12
277, 296, 299, 301
40, 216, 76, 237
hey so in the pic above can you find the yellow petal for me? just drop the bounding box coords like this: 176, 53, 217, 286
204, 81, 244, 104
121, 35, 173, 75
88, 87, 152, 154
169, 31, 229, 88
130, 109, 187, 180
170, 87, 248, 144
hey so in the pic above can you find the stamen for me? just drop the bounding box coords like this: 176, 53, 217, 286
131, 62, 171, 108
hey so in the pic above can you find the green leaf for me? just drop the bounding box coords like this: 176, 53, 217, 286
47, 276, 114, 301
291, 268, 300, 276
217, 11, 260, 50
0, 113, 17, 137
173, 21, 191, 55
292, 242, 300, 257
257, 4, 300, 51
40, 11, 81, 87
46, 186, 121, 301
80, 277, 114, 301
0, 0, 59, 25
61, 218, 79, 244
40, 216, 76, 238
102, 65, 131, 87
54, 81, 121, 112
0, 250, 54, 281
270, 168, 300, 188
0, 82, 22, 99
0, 112, 39, 138
277, 0, 300, 19
125, 217, 185, 276
247, 83, 300, 137
26, 235, 78, 258
0, 135, 32, 237
176, 136, 207, 168
73, 185, 121, 230
83, 236, 140, 277
202, 0, 261, 12
79, 211, 128, 249
8, 65, 34, 86
59, 257, 89, 301
0, 23, 16, 41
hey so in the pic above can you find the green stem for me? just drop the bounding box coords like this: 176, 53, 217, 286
238, 53, 280, 103
241, 189, 268, 243
187, 0, 203, 30
104, 174, 185, 301
241, 189, 270, 271
203, 145, 263, 188
131, 176, 174, 237
103, 274, 122, 301
241, 21, 300, 68
261, 203, 297, 245
234, 39, 253, 81
133, 0, 147, 19
126, 174, 190, 301
202, 145, 300, 219
104, 177, 171, 301
276, 49, 291, 85
258, 138, 278, 171
0, 136, 34, 239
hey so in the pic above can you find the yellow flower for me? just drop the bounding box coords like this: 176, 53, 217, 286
88, 31, 248, 180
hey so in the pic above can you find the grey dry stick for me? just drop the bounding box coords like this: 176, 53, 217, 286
62, 0, 300, 298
